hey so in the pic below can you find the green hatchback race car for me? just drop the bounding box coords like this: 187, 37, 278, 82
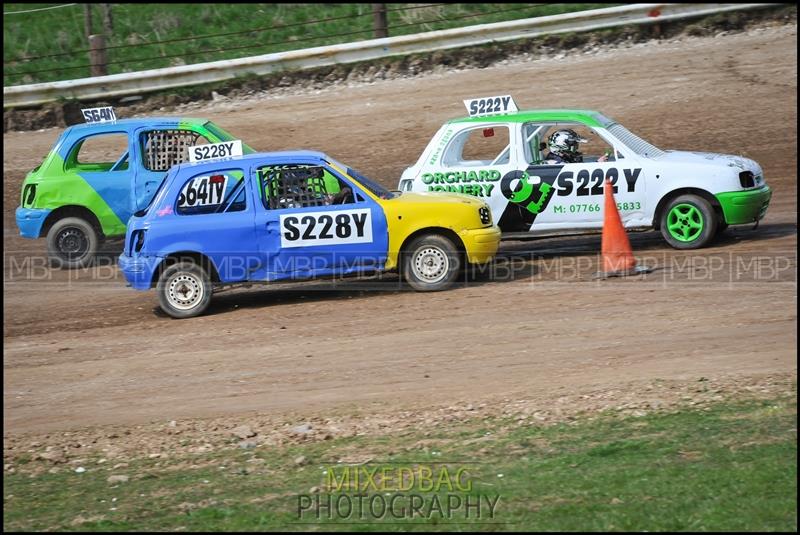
16, 115, 254, 268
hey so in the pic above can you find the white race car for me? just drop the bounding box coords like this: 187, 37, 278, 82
398, 96, 771, 249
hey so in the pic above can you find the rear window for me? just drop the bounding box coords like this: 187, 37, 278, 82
140, 129, 210, 172
176, 169, 246, 215
68, 132, 129, 171
443, 126, 510, 166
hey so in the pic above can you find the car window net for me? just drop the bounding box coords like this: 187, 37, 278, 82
143, 130, 203, 172
259, 165, 330, 209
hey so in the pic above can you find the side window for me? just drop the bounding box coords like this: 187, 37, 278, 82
140, 130, 211, 172
443, 126, 510, 167
257, 164, 354, 210
176, 169, 246, 216
536, 124, 620, 164
67, 133, 129, 171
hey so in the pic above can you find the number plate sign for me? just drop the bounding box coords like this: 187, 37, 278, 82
177, 174, 229, 208
188, 140, 243, 163
280, 209, 373, 248
81, 106, 116, 123
463, 95, 518, 118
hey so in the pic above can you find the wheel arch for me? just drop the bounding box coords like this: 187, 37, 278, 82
151, 251, 221, 286
399, 227, 467, 263
652, 188, 722, 230
40, 205, 103, 238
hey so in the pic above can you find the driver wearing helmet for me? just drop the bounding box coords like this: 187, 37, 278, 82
544, 129, 587, 164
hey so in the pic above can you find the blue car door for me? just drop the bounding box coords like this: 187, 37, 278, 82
161, 167, 259, 283
69, 130, 136, 225
250, 161, 389, 281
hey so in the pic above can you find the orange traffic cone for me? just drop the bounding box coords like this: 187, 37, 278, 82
594, 179, 651, 278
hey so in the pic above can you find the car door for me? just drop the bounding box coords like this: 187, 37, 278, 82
520, 124, 646, 231
67, 130, 136, 225
131, 127, 212, 213
251, 160, 389, 281
484, 122, 566, 233
164, 167, 259, 283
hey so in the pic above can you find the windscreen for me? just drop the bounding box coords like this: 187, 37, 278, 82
607, 124, 665, 158
203, 121, 256, 153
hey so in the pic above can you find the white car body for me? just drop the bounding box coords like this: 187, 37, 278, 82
397, 108, 771, 246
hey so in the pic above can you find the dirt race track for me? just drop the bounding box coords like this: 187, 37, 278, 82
3, 24, 797, 436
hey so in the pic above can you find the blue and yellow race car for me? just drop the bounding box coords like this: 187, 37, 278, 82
120, 149, 500, 318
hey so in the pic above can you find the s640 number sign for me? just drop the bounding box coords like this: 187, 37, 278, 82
81, 106, 116, 123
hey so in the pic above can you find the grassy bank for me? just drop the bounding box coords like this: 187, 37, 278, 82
3, 3, 613, 85
4, 392, 796, 531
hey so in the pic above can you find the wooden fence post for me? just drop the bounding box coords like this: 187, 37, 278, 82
372, 4, 388, 38
89, 34, 108, 76
83, 3, 93, 38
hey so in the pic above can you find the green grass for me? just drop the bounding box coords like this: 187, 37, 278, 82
3, 3, 615, 86
3, 395, 796, 531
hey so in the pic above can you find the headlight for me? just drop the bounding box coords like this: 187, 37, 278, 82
739, 171, 755, 188
478, 206, 491, 225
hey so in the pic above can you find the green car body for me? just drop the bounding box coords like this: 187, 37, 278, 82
16, 117, 253, 267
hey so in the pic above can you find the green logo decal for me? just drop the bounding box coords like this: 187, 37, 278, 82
525, 182, 553, 214
424, 168, 501, 198
500, 170, 555, 215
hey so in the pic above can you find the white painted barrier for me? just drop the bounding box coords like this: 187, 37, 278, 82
3, 3, 780, 108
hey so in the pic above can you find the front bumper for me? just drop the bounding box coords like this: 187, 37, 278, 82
118, 253, 162, 290
15, 207, 51, 239
460, 225, 502, 264
716, 185, 772, 225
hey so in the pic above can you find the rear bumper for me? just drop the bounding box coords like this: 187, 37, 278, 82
716, 186, 772, 225
118, 253, 162, 290
460, 225, 502, 264
15, 207, 51, 238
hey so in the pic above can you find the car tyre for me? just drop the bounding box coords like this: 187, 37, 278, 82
660, 194, 718, 250
157, 261, 213, 319
46, 217, 99, 269
402, 234, 461, 291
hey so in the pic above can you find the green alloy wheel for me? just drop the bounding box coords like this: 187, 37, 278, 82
660, 194, 717, 249
668, 203, 704, 242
